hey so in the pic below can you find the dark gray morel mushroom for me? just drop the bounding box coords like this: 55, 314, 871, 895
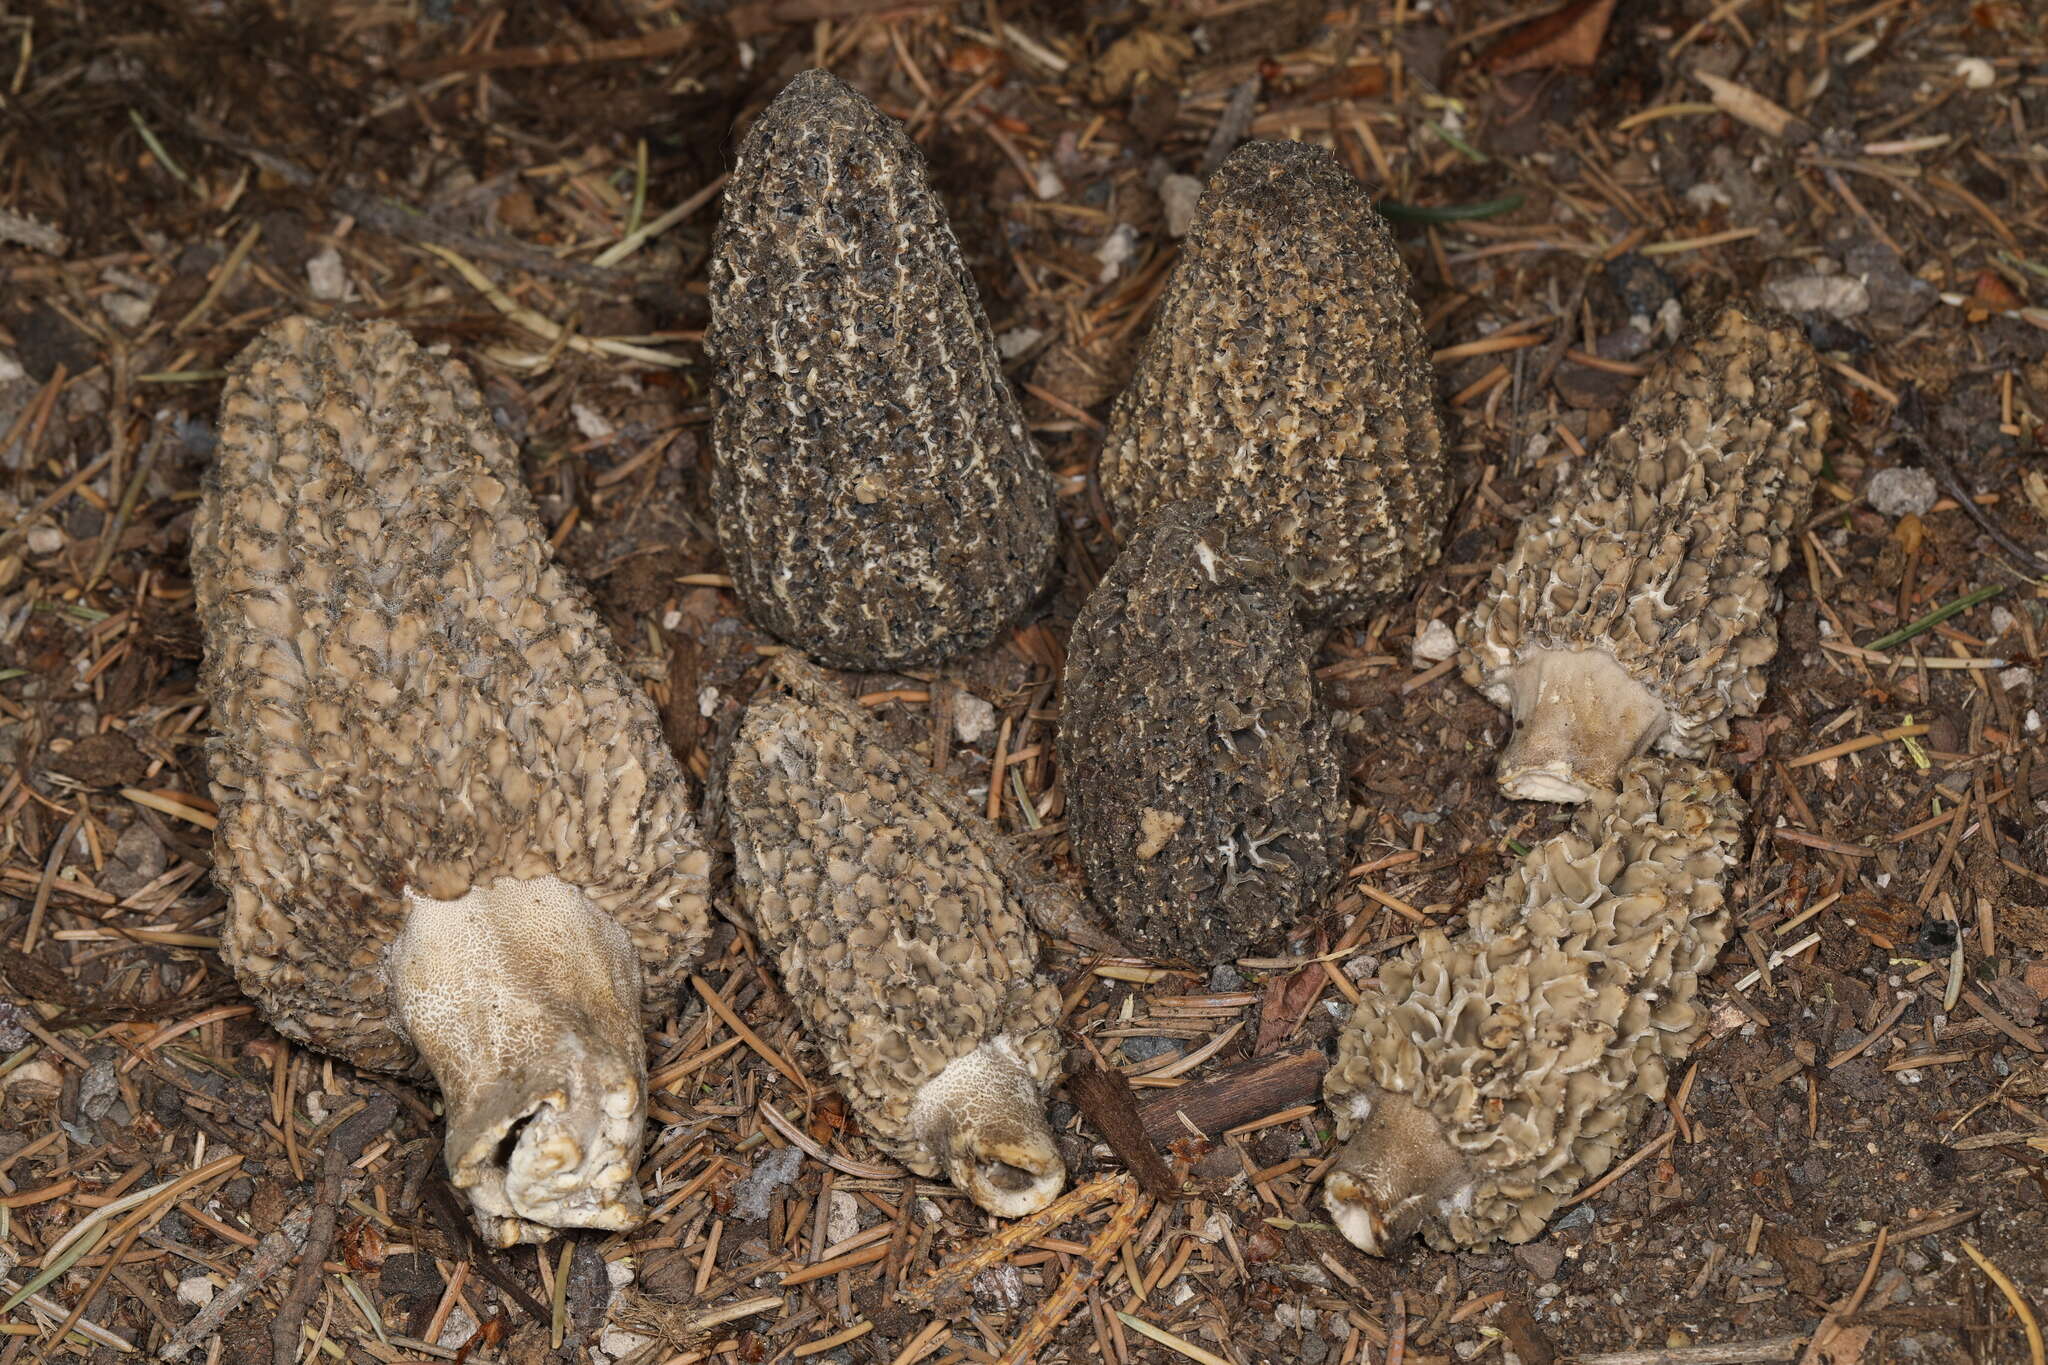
725, 654, 1067, 1217
707, 69, 1058, 670
1060, 502, 1344, 964
1321, 758, 1746, 1253
1458, 305, 1828, 802
194, 318, 712, 1246
1097, 140, 1447, 623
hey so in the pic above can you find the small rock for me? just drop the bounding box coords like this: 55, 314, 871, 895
1991, 606, 2018, 638
1094, 224, 1140, 283
1160, 174, 1204, 237
0, 1003, 33, 1052
102, 293, 153, 330
1209, 963, 1244, 992
1867, 466, 1937, 518
436, 1307, 479, 1350
1999, 667, 2034, 693
1765, 273, 1870, 319
598, 1327, 652, 1360
1121, 1036, 1183, 1062
306, 246, 349, 300
25, 525, 63, 556
1412, 618, 1458, 663
953, 692, 997, 745
826, 1189, 860, 1245
730, 1146, 804, 1221
1514, 1242, 1565, 1281
996, 326, 1043, 360
606, 1258, 635, 1288
571, 403, 616, 443
176, 1276, 216, 1308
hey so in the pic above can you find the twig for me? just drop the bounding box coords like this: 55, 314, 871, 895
1572, 1337, 1808, 1364
84, 417, 169, 592
159, 1227, 302, 1360
270, 1096, 398, 1365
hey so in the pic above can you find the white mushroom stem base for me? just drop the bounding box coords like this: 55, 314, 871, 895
908, 1039, 1066, 1219
1323, 1086, 1477, 1256
1493, 649, 1670, 803
388, 876, 648, 1246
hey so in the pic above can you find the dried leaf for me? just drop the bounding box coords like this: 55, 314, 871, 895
1969, 269, 2023, 313
2022, 468, 2048, 523
1484, 0, 1619, 74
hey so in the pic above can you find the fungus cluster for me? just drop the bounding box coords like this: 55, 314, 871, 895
1098, 139, 1448, 622
1457, 304, 1828, 803
707, 69, 1058, 670
725, 654, 1068, 1218
1321, 758, 1747, 1252
194, 317, 711, 1246
1060, 501, 1344, 964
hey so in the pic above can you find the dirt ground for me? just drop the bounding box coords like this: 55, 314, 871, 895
3, 1, 2046, 1363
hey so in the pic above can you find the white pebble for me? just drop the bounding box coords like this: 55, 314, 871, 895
953, 692, 997, 745
1866, 466, 1938, 518
306, 245, 349, 300
1411, 618, 1458, 664
176, 1276, 215, 1308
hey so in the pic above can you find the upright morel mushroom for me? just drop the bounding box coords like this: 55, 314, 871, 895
1320, 758, 1746, 1253
725, 654, 1067, 1217
1458, 304, 1827, 802
1098, 140, 1447, 622
707, 69, 1058, 670
1061, 501, 1344, 963
195, 318, 712, 1246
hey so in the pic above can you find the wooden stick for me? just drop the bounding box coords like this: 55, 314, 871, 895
1135, 1051, 1326, 1147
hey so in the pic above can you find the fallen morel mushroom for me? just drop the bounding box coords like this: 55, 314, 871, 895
1061, 501, 1344, 963
1097, 140, 1447, 623
725, 653, 1067, 1217
1321, 758, 1746, 1253
707, 69, 1058, 669
1458, 304, 1828, 802
194, 317, 712, 1246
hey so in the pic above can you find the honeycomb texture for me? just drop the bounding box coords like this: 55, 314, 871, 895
725, 655, 1065, 1174
1061, 501, 1344, 963
1457, 305, 1828, 792
193, 316, 712, 1076
1098, 140, 1447, 622
1323, 758, 1747, 1249
707, 69, 1058, 669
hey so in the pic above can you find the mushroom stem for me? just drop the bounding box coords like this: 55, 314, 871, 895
1323, 1086, 1477, 1255
1495, 648, 1670, 803
909, 1040, 1066, 1219
387, 876, 648, 1246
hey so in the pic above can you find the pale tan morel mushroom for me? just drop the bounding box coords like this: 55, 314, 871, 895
1321, 758, 1746, 1253
1457, 305, 1827, 802
724, 655, 1067, 1218
193, 317, 712, 1245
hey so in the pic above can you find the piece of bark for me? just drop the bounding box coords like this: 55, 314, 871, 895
1136, 1050, 1326, 1147
1066, 1060, 1178, 1199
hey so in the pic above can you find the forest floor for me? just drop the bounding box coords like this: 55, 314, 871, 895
2, 0, 2046, 1362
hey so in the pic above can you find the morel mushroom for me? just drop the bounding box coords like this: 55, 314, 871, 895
725, 654, 1067, 1217
1321, 758, 1746, 1253
1097, 140, 1447, 623
1061, 501, 1344, 963
1458, 305, 1827, 802
194, 317, 712, 1246
707, 69, 1058, 669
